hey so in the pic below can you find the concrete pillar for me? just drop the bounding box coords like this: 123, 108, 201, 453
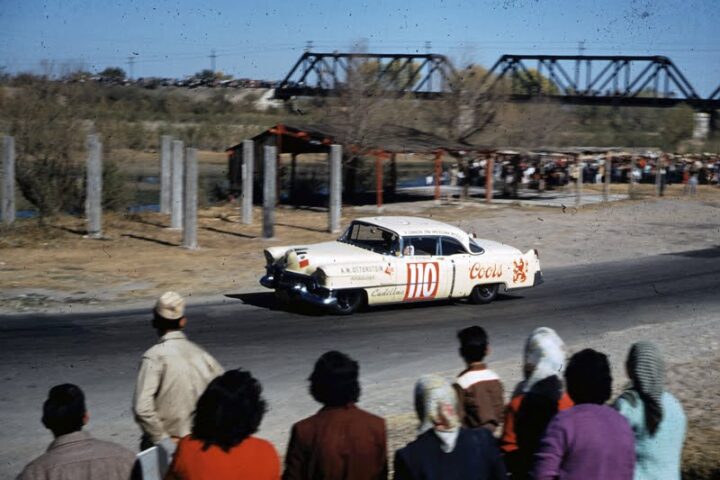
160, 135, 172, 214
86, 134, 103, 238
170, 140, 184, 229
692, 112, 711, 140
603, 154, 611, 202
434, 152, 442, 205
575, 157, 583, 207
2, 136, 15, 225
375, 155, 384, 213
655, 156, 666, 197
182, 148, 198, 249
262, 146, 276, 239
242, 139, 254, 225
328, 144, 342, 233
485, 154, 495, 204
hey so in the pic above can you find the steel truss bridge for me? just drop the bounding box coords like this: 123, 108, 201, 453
274, 52, 720, 111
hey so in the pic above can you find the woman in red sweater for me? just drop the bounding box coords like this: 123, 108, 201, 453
165, 369, 280, 480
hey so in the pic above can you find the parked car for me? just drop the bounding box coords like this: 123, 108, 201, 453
260, 216, 543, 314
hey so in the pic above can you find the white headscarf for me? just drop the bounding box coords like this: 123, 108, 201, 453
414, 375, 461, 453
520, 327, 567, 393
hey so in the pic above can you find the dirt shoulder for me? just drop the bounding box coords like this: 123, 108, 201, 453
1, 186, 718, 314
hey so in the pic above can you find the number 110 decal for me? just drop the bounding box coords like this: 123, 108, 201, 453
404, 262, 440, 301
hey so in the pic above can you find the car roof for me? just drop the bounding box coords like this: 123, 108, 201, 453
354, 216, 470, 243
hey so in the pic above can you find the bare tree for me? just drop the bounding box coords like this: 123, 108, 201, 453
1, 83, 84, 219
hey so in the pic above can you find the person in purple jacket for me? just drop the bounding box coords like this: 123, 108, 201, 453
533, 348, 635, 480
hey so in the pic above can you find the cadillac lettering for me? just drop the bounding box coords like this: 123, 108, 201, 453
260, 216, 543, 315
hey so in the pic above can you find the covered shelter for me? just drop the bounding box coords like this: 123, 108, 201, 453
227, 123, 493, 208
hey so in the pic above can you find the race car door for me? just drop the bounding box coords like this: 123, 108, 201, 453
439, 235, 475, 298
401, 235, 454, 301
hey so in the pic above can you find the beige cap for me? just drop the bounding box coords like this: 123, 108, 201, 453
154, 291, 185, 320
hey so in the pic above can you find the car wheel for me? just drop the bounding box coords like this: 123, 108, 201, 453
469, 283, 500, 304
334, 290, 364, 315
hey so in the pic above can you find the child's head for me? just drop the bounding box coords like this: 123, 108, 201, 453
457, 326, 489, 364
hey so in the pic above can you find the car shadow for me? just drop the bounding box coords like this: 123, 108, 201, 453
224, 292, 325, 316
224, 292, 524, 317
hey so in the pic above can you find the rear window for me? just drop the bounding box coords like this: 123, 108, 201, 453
469, 238, 485, 254
441, 237, 468, 255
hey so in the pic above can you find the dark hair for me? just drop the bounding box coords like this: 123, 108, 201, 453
457, 326, 489, 363
309, 351, 360, 407
192, 369, 267, 452
42, 384, 86, 436
565, 349, 612, 405
152, 311, 182, 331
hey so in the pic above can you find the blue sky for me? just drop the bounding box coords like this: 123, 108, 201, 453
1, 0, 719, 95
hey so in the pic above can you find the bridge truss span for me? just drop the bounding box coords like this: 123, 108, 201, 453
273, 52, 456, 100
482, 54, 719, 110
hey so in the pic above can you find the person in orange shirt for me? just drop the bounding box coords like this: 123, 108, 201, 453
165, 369, 280, 480
500, 327, 573, 479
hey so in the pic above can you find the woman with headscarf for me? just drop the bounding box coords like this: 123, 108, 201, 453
613, 342, 686, 480
393, 375, 505, 480
500, 327, 574, 479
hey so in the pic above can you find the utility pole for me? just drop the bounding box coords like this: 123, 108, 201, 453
210, 49, 217, 73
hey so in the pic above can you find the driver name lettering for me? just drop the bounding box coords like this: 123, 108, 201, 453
340, 265, 383, 274
469, 263, 503, 280
404, 262, 440, 301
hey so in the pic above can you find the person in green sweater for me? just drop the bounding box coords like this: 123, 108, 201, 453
613, 342, 686, 480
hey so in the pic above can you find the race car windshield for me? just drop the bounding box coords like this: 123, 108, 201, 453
339, 222, 399, 255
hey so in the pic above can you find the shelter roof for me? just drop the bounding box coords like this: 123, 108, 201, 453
227, 123, 490, 155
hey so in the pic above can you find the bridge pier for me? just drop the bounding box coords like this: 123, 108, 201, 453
692, 112, 712, 140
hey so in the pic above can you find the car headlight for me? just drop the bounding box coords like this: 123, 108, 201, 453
313, 268, 328, 286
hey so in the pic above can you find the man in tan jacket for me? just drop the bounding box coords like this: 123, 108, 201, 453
133, 291, 224, 450
18, 384, 135, 480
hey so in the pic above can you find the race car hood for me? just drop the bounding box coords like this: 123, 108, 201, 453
266, 241, 384, 275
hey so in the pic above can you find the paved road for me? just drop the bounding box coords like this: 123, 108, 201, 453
2, 248, 720, 476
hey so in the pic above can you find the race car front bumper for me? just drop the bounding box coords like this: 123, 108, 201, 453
261, 270, 338, 309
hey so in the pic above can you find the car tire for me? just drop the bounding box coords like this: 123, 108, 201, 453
334, 290, 364, 315
469, 283, 500, 304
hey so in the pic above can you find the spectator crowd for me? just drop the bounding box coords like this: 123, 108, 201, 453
16, 292, 687, 480
446, 150, 720, 199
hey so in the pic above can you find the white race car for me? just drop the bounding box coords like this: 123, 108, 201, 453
260, 216, 543, 314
